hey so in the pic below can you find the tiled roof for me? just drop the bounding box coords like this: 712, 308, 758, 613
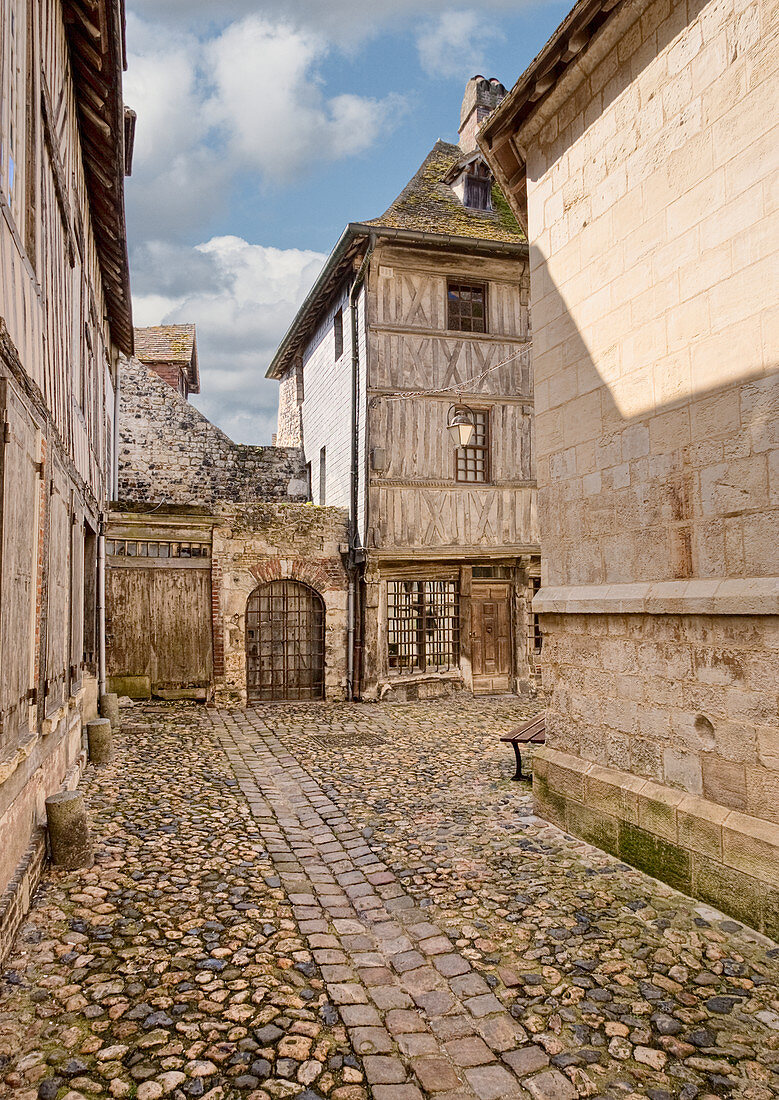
134, 324, 195, 363
365, 141, 524, 244
134, 325, 200, 392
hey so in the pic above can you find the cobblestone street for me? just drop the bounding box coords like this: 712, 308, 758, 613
1, 699, 778, 1100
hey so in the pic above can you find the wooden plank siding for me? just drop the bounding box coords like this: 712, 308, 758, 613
365, 245, 535, 555
105, 563, 213, 695
0, 0, 128, 922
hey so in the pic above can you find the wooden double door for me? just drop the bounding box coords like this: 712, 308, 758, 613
470, 582, 512, 693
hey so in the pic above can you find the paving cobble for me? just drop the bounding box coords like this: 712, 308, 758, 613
222, 698, 779, 1100
0, 707, 366, 1100
1, 697, 778, 1100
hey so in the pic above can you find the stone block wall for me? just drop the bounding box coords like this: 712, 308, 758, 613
484, 0, 779, 926
276, 362, 303, 447
118, 357, 307, 506
522, 0, 778, 590
533, 748, 779, 940
541, 610, 778, 822
212, 503, 349, 703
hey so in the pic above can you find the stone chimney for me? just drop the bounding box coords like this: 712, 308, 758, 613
458, 76, 507, 153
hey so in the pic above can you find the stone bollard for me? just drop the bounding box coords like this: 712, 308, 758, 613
45, 791, 94, 869
87, 718, 113, 764
99, 692, 120, 729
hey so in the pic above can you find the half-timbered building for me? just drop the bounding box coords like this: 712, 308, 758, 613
0, 0, 132, 958
270, 78, 540, 701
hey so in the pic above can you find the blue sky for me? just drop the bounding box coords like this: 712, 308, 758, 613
124, 1, 570, 443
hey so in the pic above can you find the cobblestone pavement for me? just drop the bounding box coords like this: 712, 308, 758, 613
0, 706, 367, 1100
211, 699, 779, 1100
1, 699, 778, 1100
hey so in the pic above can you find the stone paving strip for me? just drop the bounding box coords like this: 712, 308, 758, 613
212, 711, 541, 1100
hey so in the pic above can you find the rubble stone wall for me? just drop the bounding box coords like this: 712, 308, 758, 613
118, 357, 307, 506
212, 503, 349, 703
276, 363, 304, 448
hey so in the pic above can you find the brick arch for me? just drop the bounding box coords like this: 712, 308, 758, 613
248, 557, 337, 594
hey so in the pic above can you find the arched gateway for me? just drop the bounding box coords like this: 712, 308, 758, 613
245, 580, 325, 701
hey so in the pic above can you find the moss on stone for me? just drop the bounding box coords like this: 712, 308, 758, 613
619, 821, 692, 894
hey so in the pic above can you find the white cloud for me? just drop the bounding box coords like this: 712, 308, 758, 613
416, 11, 504, 78
132, 236, 326, 444
126, 0, 532, 40
206, 18, 404, 176
123, 12, 403, 240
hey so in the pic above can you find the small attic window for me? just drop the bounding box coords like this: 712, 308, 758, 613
463, 162, 493, 211
465, 175, 491, 210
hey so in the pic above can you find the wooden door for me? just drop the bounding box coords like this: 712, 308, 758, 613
0, 380, 40, 753
105, 554, 213, 693
246, 580, 325, 702
471, 582, 511, 693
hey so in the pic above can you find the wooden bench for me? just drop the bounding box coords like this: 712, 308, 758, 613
501, 715, 546, 781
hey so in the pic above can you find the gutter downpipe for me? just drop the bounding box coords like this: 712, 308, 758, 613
97, 523, 107, 697
346, 233, 375, 702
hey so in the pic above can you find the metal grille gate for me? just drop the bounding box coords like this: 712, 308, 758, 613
246, 580, 325, 702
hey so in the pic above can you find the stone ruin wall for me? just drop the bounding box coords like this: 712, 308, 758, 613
118, 357, 307, 506
212, 503, 349, 703
275, 363, 303, 448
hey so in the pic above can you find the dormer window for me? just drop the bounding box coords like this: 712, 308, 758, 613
463, 161, 493, 210
465, 174, 491, 210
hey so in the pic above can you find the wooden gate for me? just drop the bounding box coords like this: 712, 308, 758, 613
471, 582, 511, 693
105, 526, 213, 697
246, 580, 324, 702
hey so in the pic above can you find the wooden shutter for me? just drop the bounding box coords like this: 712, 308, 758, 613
44, 458, 70, 712
0, 379, 41, 753
69, 513, 84, 692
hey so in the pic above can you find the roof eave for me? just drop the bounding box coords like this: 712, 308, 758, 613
64, 0, 133, 355
265, 224, 369, 380
478, 0, 624, 204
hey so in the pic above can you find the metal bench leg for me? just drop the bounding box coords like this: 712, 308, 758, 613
511, 742, 525, 781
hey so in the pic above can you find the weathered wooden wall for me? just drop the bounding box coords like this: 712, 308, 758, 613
105, 515, 213, 698
0, 0, 127, 958
365, 244, 536, 553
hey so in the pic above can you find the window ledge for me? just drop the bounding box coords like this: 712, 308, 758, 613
385, 669, 462, 685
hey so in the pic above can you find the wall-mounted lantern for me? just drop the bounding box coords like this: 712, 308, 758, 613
447, 403, 476, 447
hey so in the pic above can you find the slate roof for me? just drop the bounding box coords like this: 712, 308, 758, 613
365, 140, 524, 244
134, 325, 200, 392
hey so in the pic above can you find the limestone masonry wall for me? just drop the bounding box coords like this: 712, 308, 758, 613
543, 612, 778, 821
488, 0, 779, 926
119, 357, 307, 505
524, 0, 778, 589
